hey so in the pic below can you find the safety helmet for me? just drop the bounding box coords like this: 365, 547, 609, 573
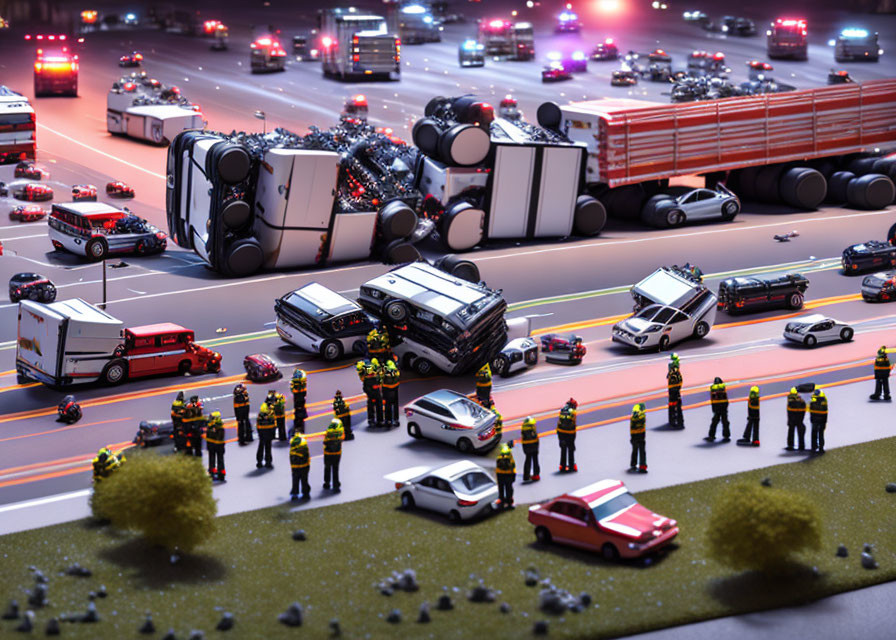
234, 383, 246, 392
189, 394, 199, 403
260, 402, 270, 413
293, 368, 306, 379
670, 352, 680, 363
329, 418, 343, 430
175, 390, 185, 402
750, 386, 759, 395
386, 359, 397, 370
209, 410, 222, 423
814, 389, 825, 397
522, 416, 536, 427
790, 387, 798, 394
480, 363, 491, 374
370, 358, 380, 367
369, 328, 379, 336
499, 443, 511, 456
633, 403, 644, 413
713, 376, 723, 385
879, 346, 887, 356
566, 397, 578, 409
335, 389, 343, 398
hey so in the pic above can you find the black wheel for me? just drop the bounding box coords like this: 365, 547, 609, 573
492, 354, 510, 377
693, 321, 710, 338
721, 199, 739, 220
414, 358, 434, 376
665, 208, 685, 227
658, 335, 671, 351
86, 238, 108, 261
407, 422, 422, 439
456, 437, 473, 454
788, 293, 804, 310
448, 510, 461, 522
384, 300, 409, 322
401, 492, 415, 509
804, 335, 817, 347
320, 340, 344, 362
178, 360, 192, 375
601, 543, 620, 561
535, 526, 552, 544
103, 359, 128, 385
28, 287, 40, 301
135, 240, 148, 255
840, 327, 854, 342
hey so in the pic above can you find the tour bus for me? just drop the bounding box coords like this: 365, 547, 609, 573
0, 86, 35, 163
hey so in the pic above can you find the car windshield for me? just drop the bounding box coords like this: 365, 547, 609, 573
451, 471, 493, 493
282, 292, 332, 321
448, 398, 488, 419
592, 491, 638, 521
634, 305, 662, 320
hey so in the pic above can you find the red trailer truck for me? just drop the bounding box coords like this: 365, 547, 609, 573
550, 79, 896, 225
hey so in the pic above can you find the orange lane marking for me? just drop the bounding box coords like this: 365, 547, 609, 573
0, 441, 133, 489
0, 417, 133, 444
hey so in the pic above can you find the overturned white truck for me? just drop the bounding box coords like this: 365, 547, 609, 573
165, 96, 606, 277
107, 74, 205, 145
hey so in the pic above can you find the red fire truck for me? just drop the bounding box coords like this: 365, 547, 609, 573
33, 45, 79, 96
767, 17, 808, 60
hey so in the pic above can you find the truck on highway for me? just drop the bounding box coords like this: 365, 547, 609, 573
318, 8, 401, 81
33, 45, 78, 96
834, 28, 880, 62
767, 17, 808, 60
398, 3, 439, 44
0, 86, 35, 163
16, 298, 221, 386
510, 22, 535, 60
107, 76, 205, 145
250, 36, 287, 72
478, 19, 513, 55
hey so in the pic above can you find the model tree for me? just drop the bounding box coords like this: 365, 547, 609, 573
92, 453, 217, 553
706, 483, 821, 573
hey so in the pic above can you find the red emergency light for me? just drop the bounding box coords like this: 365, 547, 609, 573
352, 94, 368, 106
321, 36, 334, 48
713, 51, 725, 60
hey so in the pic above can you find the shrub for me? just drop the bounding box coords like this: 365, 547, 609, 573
92, 452, 217, 552
706, 483, 821, 573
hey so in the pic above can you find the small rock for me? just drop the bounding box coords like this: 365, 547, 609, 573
524, 568, 540, 587
292, 530, 307, 542
96, 585, 107, 599
188, 631, 204, 640
32, 570, 48, 585
1, 599, 19, 620
436, 594, 454, 611
539, 590, 567, 615
66, 563, 92, 578
329, 618, 341, 636
169, 554, 180, 565
417, 603, 431, 623
139, 613, 156, 634
886, 482, 896, 493
760, 477, 772, 487
395, 569, 419, 592
864, 543, 874, 553
82, 601, 99, 623
579, 592, 592, 607
278, 602, 303, 627
533, 620, 549, 635
16, 610, 34, 632
861, 552, 878, 570
386, 609, 402, 624
836, 544, 849, 558
379, 585, 394, 597
27, 583, 48, 608
216, 612, 234, 631
45, 617, 61, 635
499, 602, 511, 614
88, 591, 97, 601
468, 584, 496, 603
161, 630, 178, 640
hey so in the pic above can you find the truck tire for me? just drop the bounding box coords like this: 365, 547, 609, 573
320, 339, 344, 361
536, 101, 563, 130
451, 96, 495, 126
424, 96, 449, 117
871, 158, 896, 181
86, 237, 108, 261
847, 174, 896, 210
411, 118, 443, 157
433, 254, 480, 282
103, 359, 128, 385
378, 201, 418, 242
735, 166, 762, 201
826, 171, 855, 204
383, 239, 420, 265
779, 167, 826, 210
221, 199, 251, 229
755, 164, 785, 203
641, 194, 674, 225
223, 238, 264, 277
811, 158, 836, 180
438, 124, 490, 166
414, 358, 435, 376
573, 195, 606, 236
209, 143, 251, 184
439, 201, 484, 251
848, 156, 879, 176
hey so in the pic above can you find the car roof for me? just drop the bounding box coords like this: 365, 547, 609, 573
53, 201, 126, 217
791, 314, 829, 324
567, 479, 628, 508
428, 460, 487, 481
416, 389, 468, 407
365, 262, 494, 319
291, 282, 360, 316
127, 323, 189, 337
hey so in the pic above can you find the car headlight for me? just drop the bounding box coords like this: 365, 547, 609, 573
635, 335, 648, 344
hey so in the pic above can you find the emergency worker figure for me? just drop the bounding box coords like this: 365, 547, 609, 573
809, 389, 828, 454
333, 390, 353, 440
520, 416, 540, 483
666, 353, 684, 429
323, 418, 345, 492
170, 391, 186, 452
556, 398, 578, 472
475, 363, 493, 408
182, 395, 205, 457
256, 402, 276, 469
92, 447, 125, 483
493, 409, 503, 443
738, 386, 761, 446
290, 369, 307, 436
705, 377, 730, 441
871, 346, 892, 401
629, 403, 647, 473
233, 383, 252, 445
266, 390, 288, 441
204, 410, 226, 481
495, 443, 516, 509
367, 328, 385, 360
358, 358, 384, 428
785, 387, 807, 451
382, 360, 401, 428
289, 433, 311, 501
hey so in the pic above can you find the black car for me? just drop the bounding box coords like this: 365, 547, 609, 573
9, 273, 57, 303
134, 420, 174, 447
861, 271, 896, 302
842, 241, 896, 274
539, 333, 586, 364
717, 273, 809, 314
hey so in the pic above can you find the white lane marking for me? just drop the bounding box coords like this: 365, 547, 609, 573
0, 233, 46, 241
475, 209, 892, 262
0, 489, 91, 515
36, 124, 166, 181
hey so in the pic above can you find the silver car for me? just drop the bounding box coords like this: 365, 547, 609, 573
613, 302, 714, 350
492, 337, 539, 377
642, 184, 740, 228
404, 389, 499, 453
783, 314, 854, 347
386, 460, 500, 521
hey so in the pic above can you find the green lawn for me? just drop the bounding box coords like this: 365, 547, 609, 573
2, 438, 896, 639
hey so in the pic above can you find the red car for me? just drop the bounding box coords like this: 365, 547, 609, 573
106, 181, 135, 198
72, 184, 97, 201
9, 205, 47, 222
539, 333, 586, 364
119, 51, 144, 67
14, 183, 54, 202
528, 479, 679, 560
14, 162, 49, 180
542, 62, 573, 82
243, 354, 281, 382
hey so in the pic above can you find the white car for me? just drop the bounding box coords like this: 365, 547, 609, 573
492, 337, 539, 377
783, 314, 854, 347
641, 185, 740, 228
404, 389, 499, 453
612, 302, 715, 350
386, 460, 499, 521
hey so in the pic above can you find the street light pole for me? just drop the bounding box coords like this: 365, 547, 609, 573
254, 109, 266, 134
100, 259, 107, 310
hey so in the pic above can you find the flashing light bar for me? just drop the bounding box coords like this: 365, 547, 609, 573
401, 4, 426, 14
488, 19, 506, 28
841, 28, 869, 38
558, 11, 578, 22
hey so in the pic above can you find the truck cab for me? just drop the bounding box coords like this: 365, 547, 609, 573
121, 323, 220, 377
34, 46, 78, 96
767, 17, 808, 60
250, 36, 287, 72
319, 9, 401, 81
478, 19, 512, 55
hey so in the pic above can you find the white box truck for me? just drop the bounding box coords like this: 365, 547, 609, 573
107, 80, 205, 145
16, 298, 124, 386
319, 9, 401, 81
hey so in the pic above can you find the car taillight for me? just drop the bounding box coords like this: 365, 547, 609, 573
394, 482, 405, 490
156, 232, 166, 239
457, 499, 478, 507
